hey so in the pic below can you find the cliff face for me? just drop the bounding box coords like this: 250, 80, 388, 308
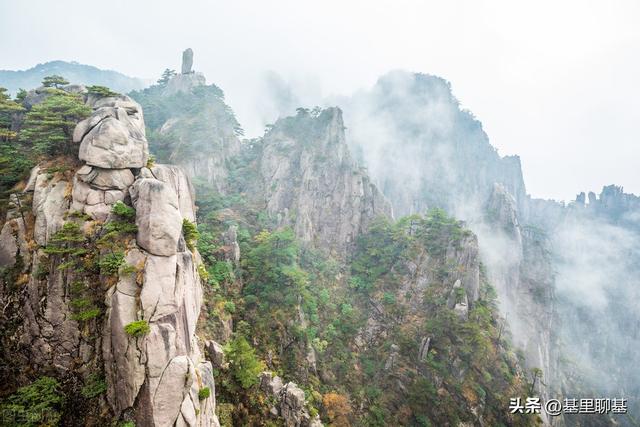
0, 91, 219, 426
254, 108, 392, 256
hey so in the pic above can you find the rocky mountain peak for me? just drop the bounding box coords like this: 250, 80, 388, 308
257, 106, 392, 255
164, 49, 206, 96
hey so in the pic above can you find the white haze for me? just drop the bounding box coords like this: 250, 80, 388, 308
1, 0, 639, 201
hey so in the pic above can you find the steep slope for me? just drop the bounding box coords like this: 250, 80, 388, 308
0, 61, 147, 97
0, 87, 219, 426
338, 70, 638, 426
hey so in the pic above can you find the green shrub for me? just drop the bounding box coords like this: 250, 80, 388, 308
197, 263, 209, 281
182, 219, 199, 251
111, 201, 136, 219
103, 220, 138, 236
99, 251, 125, 275
43, 222, 86, 255
81, 375, 107, 399
124, 320, 150, 337
224, 335, 265, 389
0, 377, 65, 427
198, 387, 211, 400
223, 301, 236, 314
71, 308, 101, 322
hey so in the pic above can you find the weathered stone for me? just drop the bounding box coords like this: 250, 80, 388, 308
151, 355, 194, 427
182, 48, 194, 74
76, 96, 148, 169
205, 340, 225, 368
85, 188, 104, 205
103, 287, 145, 413
0, 218, 26, 267
279, 382, 310, 427
116, 249, 145, 296
163, 73, 206, 96
140, 254, 179, 320
77, 166, 134, 190
84, 203, 111, 221
32, 174, 70, 245
260, 371, 284, 395
151, 164, 196, 221
145, 322, 179, 379
104, 189, 125, 205
130, 178, 182, 256
222, 225, 241, 263
24, 165, 41, 192
258, 107, 391, 257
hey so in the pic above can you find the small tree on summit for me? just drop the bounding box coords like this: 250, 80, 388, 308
42, 75, 69, 88
157, 69, 177, 87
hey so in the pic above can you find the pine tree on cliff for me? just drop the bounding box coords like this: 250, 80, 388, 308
42, 75, 69, 88
19, 88, 90, 156
157, 68, 177, 87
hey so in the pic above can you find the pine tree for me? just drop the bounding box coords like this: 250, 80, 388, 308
157, 69, 177, 87
0, 87, 30, 198
19, 89, 90, 156
86, 85, 118, 98
0, 87, 23, 142
42, 75, 69, 88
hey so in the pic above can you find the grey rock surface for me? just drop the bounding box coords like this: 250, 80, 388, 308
76, 96, 148, 169
130, 177, 182, 256
181, 48, 194, 74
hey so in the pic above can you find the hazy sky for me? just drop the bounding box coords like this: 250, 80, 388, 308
1, 0, 638, 201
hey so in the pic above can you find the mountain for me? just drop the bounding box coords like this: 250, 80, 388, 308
338, 71, 640, 426
0, 60, 147, 95
0, 50, 636, 427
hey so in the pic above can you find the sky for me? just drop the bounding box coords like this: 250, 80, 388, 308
1, 0, 638, 201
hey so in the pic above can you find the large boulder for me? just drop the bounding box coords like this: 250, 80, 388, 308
130, 177, 183, 256
76, 165, 134, 190
151, 165, 196, 221
76, 96, 148, 169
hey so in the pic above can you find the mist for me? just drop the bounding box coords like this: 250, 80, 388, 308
1, 0, 640, 201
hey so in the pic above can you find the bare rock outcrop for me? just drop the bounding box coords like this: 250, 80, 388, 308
75, 95, 148, 169
257, 107, 391, 256
1, 90, 219, 427
259, 372, 322, 427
